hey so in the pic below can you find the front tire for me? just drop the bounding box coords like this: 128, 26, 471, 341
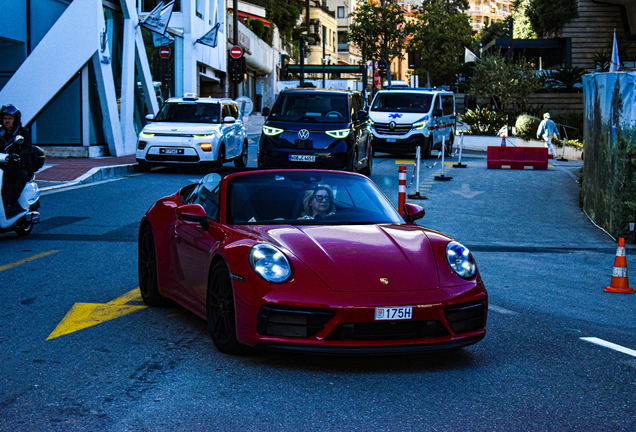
359, 141, 373, 176
206, 261, 250, 354
138, 225, 170, 306
234, 140, 248, 168
346, 147, 359, 172
14, 223, 33, 236
214, 144, 226, 168
422, 136, 433, 159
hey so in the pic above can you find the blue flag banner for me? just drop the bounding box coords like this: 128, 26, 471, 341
610, 32, 620, 72
140, 1, 174, 35
195, 23, 221, 48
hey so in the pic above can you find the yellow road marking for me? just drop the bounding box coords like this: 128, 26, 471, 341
47, 288, 147, 340
0, 250, 59, 273
394, 160, 415, 165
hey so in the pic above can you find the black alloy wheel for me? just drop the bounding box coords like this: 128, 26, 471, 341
138, 225, 170, 306
206, 261, 250, 354
234, 140, 248, 168
346, 147, 359, 172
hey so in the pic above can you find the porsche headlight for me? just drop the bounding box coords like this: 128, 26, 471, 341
249, 243, 291, 283
446, 241, 476, 279
325, 128, 351, 139
263, 126, 284, 136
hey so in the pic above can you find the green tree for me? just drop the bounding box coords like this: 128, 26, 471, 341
526, 0, 578, 38
408, 0, 475, 87
480, 21, 509, 47
510, 0, 536, 39
468, 52, 540, 112
347, 0, 409, 86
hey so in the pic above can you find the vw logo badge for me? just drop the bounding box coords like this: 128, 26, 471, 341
389, 121, 396, 130
298, 129, 310, 140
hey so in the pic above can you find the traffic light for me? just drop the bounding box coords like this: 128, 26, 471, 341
228, 56, 245, 83
378, 60, 387, 77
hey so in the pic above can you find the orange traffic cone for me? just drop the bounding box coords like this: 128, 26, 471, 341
605, 238, 634, 294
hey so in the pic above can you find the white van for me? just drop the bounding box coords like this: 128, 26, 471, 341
368, 88, 456, 158
382, 80, 409, 88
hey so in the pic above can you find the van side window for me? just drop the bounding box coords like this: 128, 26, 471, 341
351, 95, 361, 119
442, 96, 454, 116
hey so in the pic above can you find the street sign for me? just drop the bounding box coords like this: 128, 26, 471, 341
159, 46, 171, 59
374, 71, 380, 86
229, 45, 244, 59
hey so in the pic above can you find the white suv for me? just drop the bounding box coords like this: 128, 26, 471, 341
368, 88, 455, 158
136, 94, 248, 171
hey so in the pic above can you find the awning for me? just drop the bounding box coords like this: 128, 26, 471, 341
236, 11, 270, 28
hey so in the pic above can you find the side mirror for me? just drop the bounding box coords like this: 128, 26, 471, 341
403, 203, 425, 223
357, 110, 368, 120
176, 204, 209, 230
262, 107, 270, 116
15, 135, 24, 145
223, 116, 236, 123
145, 114, 155, 121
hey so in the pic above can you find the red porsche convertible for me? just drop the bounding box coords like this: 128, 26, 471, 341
138, 169, 487, 354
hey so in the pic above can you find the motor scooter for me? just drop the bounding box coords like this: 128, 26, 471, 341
0, 136, 42, 236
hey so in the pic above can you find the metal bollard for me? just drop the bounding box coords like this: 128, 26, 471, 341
453, 132, 467, 168
434, 137, 453, 181
408, 146, 428, 199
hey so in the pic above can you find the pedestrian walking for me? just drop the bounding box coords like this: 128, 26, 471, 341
536, 113, 559, 158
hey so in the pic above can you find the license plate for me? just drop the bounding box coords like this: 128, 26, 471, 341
387, 138, 396, 142
164, 148, 180, 154
289, 155, 316, 162
375, 306, 413, 320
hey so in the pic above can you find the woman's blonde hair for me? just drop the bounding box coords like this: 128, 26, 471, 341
301, 184, 336, 217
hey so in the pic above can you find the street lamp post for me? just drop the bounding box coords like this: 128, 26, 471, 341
322, 26, 326, 88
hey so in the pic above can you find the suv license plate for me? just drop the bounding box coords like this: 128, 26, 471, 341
290, 155, 316, 162
387, 138, 396, 142
161, 148, 183, 155
375, 306, 413, 321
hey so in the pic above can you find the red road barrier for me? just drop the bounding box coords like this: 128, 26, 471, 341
398, 165, 406, 213
487, 146, 548, 170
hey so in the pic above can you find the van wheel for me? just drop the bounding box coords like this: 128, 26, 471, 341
444, 133, 454, 157
346, 148, 359, 172
359, 142, 373, 176
421, 137, 433, 159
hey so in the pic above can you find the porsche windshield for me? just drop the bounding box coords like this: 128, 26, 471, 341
225, 171, 403, 225
268, 93, 350, 122
371, 93, 433, 113
154, 102, 220, 123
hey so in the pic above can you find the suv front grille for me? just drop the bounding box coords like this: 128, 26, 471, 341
373, 123, 412, 135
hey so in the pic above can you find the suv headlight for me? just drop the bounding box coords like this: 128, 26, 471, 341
263, 126, 284, 136
140, 131, 155, 138
446, 241, 476, 279
249, 243, 292, 283
194, 132, 217, 138
325, 129, 351, 139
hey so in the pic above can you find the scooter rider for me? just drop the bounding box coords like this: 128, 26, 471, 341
0, 104, 33, 218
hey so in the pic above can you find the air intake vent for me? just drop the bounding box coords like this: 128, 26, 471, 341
444, 301, 487, 334
257, 306, 334, 338
327, 320, 448, 341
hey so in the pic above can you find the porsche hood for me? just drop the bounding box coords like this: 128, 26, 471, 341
264, 224, 440, 292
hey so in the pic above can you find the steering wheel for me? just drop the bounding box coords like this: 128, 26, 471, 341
326, 111, 343, 118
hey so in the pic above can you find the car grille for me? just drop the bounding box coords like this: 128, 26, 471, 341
152, 133, 194, 137
327, 320, 448, 341
373, 123, 412, 135
257, 306, 335, 338
145, 154, 200, 162
444, 301, 488, 334
261, 153, 347, 170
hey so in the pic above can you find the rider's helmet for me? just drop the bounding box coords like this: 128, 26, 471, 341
0, 104, 21, 126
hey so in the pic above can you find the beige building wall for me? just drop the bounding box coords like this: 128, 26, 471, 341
467, 0, 512, 32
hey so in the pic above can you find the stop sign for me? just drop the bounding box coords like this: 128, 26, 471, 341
229, 45, 244, 59
159, 46, 171, 59
374, 71, 380, 86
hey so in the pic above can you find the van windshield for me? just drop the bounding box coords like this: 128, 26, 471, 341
371, 93, 433, 113
269, 93, 350, 122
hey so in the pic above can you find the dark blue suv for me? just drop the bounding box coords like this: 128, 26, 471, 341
258, 89, 372, 175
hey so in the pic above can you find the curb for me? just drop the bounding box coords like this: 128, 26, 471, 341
39, 163, 138, 192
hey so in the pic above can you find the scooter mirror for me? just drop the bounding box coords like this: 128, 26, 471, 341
15, 135, 24, 145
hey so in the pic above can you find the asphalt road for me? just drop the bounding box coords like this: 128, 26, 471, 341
1, 140, 635, 431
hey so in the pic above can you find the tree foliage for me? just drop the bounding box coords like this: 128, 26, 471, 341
526, 0, 578, 38
266, 0, 304, 43
347, 0, 409, 85
408, 0, 474, 87
468, 53, 540, 112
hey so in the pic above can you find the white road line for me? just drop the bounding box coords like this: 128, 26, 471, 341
581, 337, 636, 358
488, 305, 519, 315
